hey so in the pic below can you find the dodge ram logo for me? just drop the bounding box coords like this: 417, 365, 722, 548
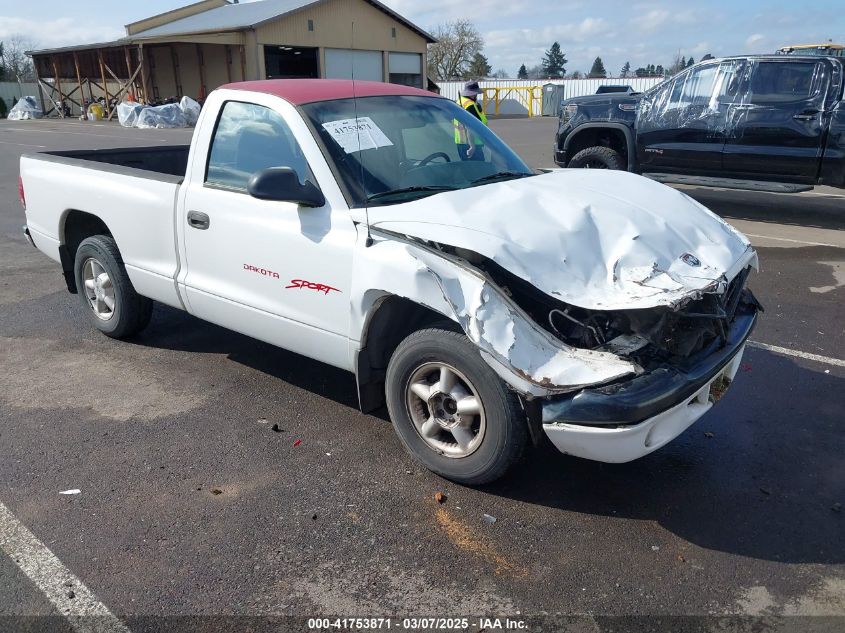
680, 253, 701, 267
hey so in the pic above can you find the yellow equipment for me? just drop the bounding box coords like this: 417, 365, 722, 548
777, 44, 845, 58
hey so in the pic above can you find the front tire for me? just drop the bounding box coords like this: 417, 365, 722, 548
568, 146, 624, 170
73, 235, 153, 338
385, 328, 527, 485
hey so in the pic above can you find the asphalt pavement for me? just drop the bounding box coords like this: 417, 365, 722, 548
0, 117, 843, 632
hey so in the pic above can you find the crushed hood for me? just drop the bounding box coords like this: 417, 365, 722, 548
367, 170, 756, 311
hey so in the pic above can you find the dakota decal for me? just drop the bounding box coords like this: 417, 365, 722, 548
244, 264, 280, 278
286, 279, 341, 295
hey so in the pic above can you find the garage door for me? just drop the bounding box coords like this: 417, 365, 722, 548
388, 53, 422, 88
324, 49, 383, 82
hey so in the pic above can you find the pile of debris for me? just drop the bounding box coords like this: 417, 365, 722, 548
7, 97, 43, 121
117, 97, 202, 129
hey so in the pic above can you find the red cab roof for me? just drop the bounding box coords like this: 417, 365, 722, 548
221, 79, 439, 105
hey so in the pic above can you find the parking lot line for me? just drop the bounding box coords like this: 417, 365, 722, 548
0, 140, 48, 148
748, 341, 845, 368
1, 127, 174, 142
744, 233, 841, 248
0, 500, 130, 633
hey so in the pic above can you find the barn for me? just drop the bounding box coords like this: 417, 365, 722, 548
27, 0, 434, 118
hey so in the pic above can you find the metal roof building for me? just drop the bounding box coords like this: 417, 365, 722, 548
27, 0, 434, 119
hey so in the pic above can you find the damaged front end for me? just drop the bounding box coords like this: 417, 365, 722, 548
394, 235, 761, 462
425, 239, 759, 373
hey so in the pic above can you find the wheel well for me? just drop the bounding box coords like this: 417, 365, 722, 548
356, 295, 455, 412
566, 127, 628, 165
60, 210, 112, 293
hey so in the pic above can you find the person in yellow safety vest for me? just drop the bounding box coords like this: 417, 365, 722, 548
454, 81, 488, 161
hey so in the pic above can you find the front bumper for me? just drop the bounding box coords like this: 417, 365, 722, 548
554, 148, 567, 167
542, 306, 757, 463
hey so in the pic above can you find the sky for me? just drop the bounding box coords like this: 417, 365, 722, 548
2, 0, 844, 78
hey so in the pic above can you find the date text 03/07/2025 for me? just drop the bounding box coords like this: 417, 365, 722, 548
307, 616, 527, 629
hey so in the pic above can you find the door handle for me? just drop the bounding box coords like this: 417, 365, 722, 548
793, 110, 819, 121
187, 211, 210, 230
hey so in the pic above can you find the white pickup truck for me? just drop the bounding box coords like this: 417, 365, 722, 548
20, 79, 761, 484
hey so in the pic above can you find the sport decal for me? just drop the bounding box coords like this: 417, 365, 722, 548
243, 265, 339, 295
286, 279, 340, 295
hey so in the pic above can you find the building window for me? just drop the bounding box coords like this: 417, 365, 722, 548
391, 27, 396, 38
308, 19, 314, 32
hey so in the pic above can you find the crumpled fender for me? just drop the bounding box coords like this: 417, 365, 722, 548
351, 231, 640, 397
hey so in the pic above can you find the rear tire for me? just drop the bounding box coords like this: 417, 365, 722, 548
73, 235, 153, 339
386, 328, 527, 485
568, 146, 624, 170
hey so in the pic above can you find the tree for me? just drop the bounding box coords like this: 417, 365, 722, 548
635, 63, 666, 77
620, 61, 631, 78
467, 52, 492, 79
568, 70, 583, 79
686, 56, 695, 67
426, 20, 483, 80
517, 63, 528, 79
491, 68, 509, 79
525, 64, 545, 79
588, 57, 607, 78
667, 53, 687, 76
0, 36, 37, 82
541, 42, 567, 78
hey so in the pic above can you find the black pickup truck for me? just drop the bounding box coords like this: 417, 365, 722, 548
554, 55, 845, 192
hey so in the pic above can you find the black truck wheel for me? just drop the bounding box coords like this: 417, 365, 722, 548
568, 146, 624, 170
385, 328, 527, 485
73, 235, 153, 339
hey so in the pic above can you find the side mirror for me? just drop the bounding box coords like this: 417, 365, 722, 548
247, 167, 325, 207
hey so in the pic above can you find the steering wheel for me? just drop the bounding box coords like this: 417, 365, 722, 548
418, 152, 452, 167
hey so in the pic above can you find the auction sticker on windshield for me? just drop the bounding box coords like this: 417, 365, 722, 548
322, 117, 394, 153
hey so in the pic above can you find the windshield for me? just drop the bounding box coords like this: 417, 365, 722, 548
302, 95, 534, 206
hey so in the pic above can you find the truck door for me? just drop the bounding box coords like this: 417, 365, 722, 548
723, 59, 829, 182
180, 97, 355, 370
636, 60, 743, 173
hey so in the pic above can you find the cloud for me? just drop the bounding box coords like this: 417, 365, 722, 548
485, 17, 613, 49
745, 33, 767, 52
0, 16, 123, 49
385, 0, 532, 25
631, 8, 701, 35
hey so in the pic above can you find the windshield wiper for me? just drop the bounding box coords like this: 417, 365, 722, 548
367, 185, 457, 202
470, 171, 532, 185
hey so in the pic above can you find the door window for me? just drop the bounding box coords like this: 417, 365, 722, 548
206, 101, 313, 191
664, 62, 742, 114
748, 61, 821, 104
678, 65, 719, 107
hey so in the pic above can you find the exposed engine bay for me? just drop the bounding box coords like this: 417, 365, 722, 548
431, 242, 762, 367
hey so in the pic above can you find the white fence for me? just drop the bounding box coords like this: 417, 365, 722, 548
0, 82, 40, 111
436, 77, 664, 116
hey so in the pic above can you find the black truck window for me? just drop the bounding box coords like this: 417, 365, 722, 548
748, 61, 820, 104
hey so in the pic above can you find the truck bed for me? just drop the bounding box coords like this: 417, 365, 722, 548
39, 145, 190, 179
21, 147, 187, 310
